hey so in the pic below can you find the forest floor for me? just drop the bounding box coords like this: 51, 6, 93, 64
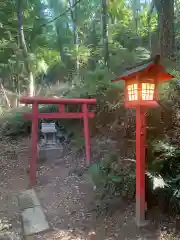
0, 137, 180, 240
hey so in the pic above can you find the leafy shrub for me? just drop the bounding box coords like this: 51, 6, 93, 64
147, 139, 180, 213
0, 104, 69, 137
88, 153, 136, 200
0, 107, 31, 137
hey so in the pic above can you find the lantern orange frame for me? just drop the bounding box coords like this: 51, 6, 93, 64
112, 55, 174, 226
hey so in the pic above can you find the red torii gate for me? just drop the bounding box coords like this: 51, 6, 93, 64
20, 97, 97, 186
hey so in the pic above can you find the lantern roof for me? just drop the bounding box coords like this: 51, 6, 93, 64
112, 55, 174, 82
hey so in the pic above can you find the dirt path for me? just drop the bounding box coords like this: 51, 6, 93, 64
0, 137, 179, 239
34, 148, 96, 239
0, 138, 29, 239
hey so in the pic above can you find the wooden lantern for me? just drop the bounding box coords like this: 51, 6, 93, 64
113, 55, 174, 108
111, 55, 174, 226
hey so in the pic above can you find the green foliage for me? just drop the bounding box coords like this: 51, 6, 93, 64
0, 0, 158, 97
0, 104, 69, 137
149, 140, 180, 182
0, 65, 116, 137
0, 107, 31, 137
88, 154, 136, 200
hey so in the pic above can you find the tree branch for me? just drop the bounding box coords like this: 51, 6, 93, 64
147, 0, 155, 26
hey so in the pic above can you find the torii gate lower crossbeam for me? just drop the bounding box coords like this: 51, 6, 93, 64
20, 97, 97, 186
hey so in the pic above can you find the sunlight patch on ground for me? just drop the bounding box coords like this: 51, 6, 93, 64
42, 229, 96, 240
160, 230, 177, 240
44, 230, 85, 240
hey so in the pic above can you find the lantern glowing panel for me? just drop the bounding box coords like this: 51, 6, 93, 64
126, 82, 155, 102
142, 83, 155, 100
127, 84, 138, 101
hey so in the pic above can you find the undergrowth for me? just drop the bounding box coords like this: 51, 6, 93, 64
88, 153, 136, 201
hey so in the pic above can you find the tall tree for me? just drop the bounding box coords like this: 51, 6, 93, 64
132, 0, 141, 35
67, 0, 79, 72
48, 0, 72, 69
17, 0, 35, 96
155, 0, 175, 58
148, 0, 175, 58
102, 0, 109, 67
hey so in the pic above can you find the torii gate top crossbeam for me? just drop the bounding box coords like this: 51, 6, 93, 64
20, 97, 97, 105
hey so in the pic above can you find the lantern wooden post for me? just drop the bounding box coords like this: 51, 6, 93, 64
136, 106, 147, 226
31, 102, 38, 185
83, 103, 91, 164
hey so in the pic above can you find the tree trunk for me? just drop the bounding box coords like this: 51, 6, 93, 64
0, 81, 11, 108
147, 0, 155, 50
67, 0, 79, 72
132, 0, 140, 35
55, 21, 66, 64
17, 0, 35, 96
16, 75, 20, 108
155, 0, 175, 59
88, 20, 97, 70
102, 0, 109, 67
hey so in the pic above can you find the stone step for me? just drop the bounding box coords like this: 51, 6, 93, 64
22, 206, 50, 236
18, 189, 50, 237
